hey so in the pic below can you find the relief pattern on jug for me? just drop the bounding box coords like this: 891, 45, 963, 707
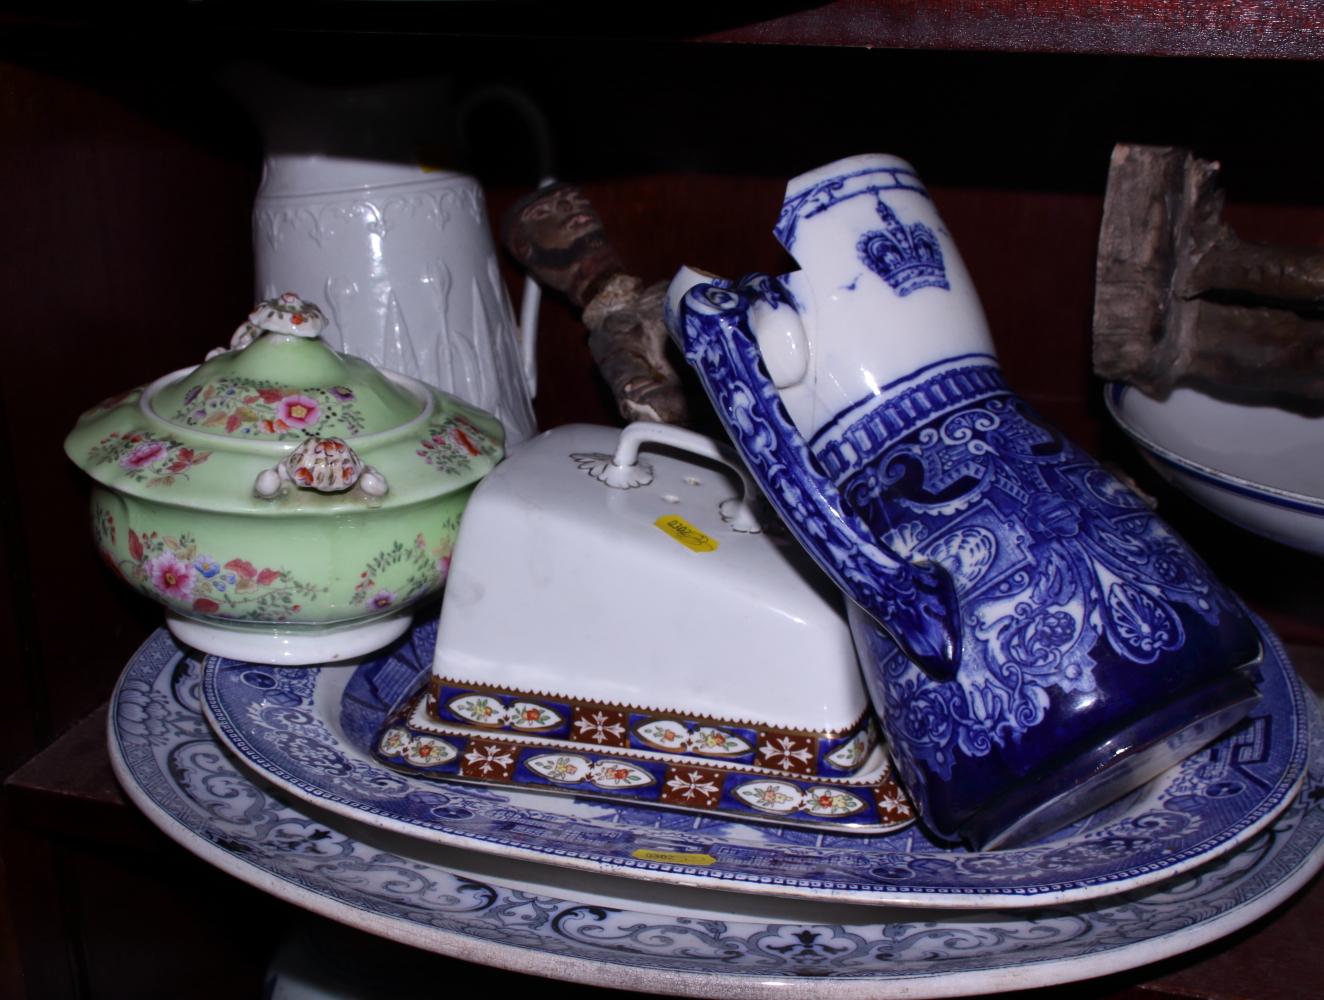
255, 185, 485, 250
255, 175, 536, 444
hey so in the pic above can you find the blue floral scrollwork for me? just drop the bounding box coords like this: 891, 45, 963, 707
673, 271, 1262, 822
675, 274, 963, 681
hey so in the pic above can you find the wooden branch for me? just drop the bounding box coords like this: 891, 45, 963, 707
1093, 143, 1324, 401
582, 277, 688, 425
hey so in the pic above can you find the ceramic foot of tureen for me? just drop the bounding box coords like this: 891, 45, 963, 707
66, 294, 504, 665
164, 607, 414, 666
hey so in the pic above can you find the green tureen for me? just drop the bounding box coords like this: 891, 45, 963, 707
65, 294, 504, 664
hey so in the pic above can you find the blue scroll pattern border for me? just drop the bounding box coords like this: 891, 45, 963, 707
194, 613, 1310, 902
774, 164, 931, 252
113, 627, 1324, 983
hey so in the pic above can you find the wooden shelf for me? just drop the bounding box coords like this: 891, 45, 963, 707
7, 0, 1324, 60
699, 0, 1324, 60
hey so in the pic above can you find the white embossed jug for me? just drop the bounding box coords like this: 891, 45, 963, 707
224, 67, 540, 444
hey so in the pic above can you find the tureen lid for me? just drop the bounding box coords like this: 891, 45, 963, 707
153, 294, 423, 440
64, 293, 504, 512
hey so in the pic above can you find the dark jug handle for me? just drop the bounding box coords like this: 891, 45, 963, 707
670, 271, 962, 681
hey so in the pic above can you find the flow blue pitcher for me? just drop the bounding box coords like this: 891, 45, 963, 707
665, 154, 1263, 849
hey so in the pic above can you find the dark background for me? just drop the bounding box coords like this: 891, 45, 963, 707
5, 4, 1324, 996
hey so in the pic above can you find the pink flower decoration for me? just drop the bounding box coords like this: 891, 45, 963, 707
276, 394, 321, 429
368, 589, 398, 610
147, 552, 197, 601
119, 440, 168, 470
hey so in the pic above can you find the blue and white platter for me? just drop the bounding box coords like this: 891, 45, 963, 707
114, 628, 1324, 997
199, 613, 1310, 909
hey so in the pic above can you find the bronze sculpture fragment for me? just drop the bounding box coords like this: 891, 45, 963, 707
503, 183, 688, 425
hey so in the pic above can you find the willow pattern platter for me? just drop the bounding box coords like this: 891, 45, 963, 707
200, 613, 1309, 909
115, 630, 1324, 998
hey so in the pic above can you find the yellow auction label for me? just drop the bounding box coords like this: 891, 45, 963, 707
653, 515, 719, 552
631, 849, 717, 866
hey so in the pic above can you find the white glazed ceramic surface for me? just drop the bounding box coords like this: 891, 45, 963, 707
202, 614, 1310, 909
115, 633, 1324, 998
164, 608, 412, 667
1107, 384, 1324, 553
255, 172, 536, 445
433, 423, 866, 733
769, 154, 995, 438
229, 68, 538, 445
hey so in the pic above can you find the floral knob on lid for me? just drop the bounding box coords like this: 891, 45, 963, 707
286, 437, 363, 490
215, 292, 329, 358
249, 292, 327, 336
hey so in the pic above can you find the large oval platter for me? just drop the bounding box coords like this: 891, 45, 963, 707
202, 612, 1309, 908
116, 630, 1324, 998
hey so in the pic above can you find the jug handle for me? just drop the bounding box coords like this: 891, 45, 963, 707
456, 87, 554, 398
517, 185, 551, 399
671, 271, 962, 681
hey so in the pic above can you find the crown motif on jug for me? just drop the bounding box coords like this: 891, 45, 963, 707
856, 197, 949, 297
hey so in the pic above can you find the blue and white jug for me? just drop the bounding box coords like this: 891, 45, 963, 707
666, 154, 1263, 849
